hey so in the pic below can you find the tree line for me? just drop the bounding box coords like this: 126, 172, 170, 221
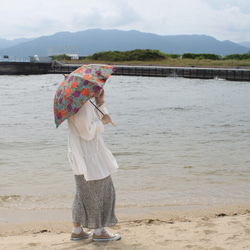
51, 49, 250, 61
182, 53, 250, 60
88, 49, 167, 61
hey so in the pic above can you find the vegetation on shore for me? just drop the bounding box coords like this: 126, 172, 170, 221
51, 49, 250, 67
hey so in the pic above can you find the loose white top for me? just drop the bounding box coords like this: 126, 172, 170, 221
67, 100, 118, 181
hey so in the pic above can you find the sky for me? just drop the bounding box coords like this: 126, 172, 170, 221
0, 0, 250, 42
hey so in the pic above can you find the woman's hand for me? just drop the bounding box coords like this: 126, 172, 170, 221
101, 114, 112, 125
95, 89, 105, 106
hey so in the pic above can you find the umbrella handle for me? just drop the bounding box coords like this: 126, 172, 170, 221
110, 121, 116, 127
90, 100, 116, 127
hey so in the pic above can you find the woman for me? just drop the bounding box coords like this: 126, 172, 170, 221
67, 89, 121, 242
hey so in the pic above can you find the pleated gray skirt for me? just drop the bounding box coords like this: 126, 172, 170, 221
72, 175, 118, 229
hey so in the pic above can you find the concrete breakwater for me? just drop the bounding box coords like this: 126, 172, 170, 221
0, 62, 51, 75
114, 65, 250, 81
44, 63, 250, 81
1, 62, 250, 81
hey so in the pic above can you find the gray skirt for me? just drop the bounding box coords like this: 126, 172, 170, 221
72, 175, 118, 229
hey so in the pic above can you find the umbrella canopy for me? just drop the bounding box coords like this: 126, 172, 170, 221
54, 64, 116, 128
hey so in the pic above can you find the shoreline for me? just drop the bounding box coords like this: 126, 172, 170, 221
0, 204, 250, 249
1, 203, 250, 225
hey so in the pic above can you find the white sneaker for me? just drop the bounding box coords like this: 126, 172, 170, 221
70, 229, 93, 241
93, 229, 121, 242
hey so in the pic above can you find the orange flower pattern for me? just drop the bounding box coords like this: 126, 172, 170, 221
81, 88, 89, 96
54, 64, 116, 127
71, 81, 78, 88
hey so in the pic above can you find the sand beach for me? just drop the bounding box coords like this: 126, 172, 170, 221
1, 204, 250, 249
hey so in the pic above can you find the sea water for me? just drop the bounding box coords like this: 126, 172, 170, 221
0, 74, 250, 211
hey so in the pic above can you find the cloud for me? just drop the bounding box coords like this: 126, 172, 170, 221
71, 1, 141, 30
0, 0, 249, 42
205, 0, 250, 14
201, 3, 250, 42
125, 0, 250, 42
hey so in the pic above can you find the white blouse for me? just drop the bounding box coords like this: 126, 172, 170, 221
67, 100, 119, 181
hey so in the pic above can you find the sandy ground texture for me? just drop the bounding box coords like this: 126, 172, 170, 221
0, 204, 250, 250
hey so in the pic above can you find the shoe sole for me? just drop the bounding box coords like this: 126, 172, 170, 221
93, 234, 121, 242
71, 232, 93, 241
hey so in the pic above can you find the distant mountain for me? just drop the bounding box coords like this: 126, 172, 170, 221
0, 38, 34, 50
238, 41, 250, 49
0, 29, 248, 56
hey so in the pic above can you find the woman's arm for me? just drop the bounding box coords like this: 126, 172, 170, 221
95, 89, 113, 124
73, 102, 104, 141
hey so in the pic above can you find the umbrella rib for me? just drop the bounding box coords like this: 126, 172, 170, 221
89, 100, 116, 127
89, 100, 105, 116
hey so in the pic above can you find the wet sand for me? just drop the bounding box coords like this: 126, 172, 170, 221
0, 204, 250, 249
